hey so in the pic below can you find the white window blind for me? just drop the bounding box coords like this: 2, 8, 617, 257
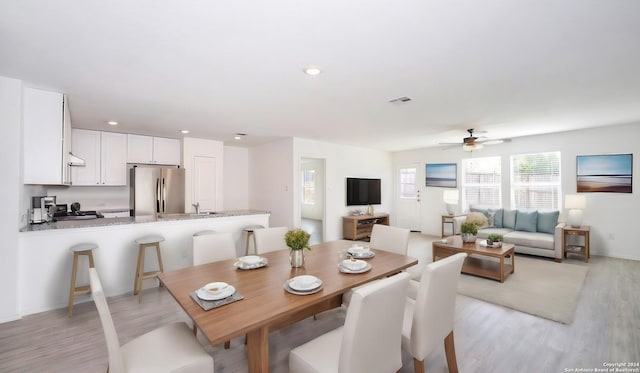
461, 156, 501, 210
399, 167, 417, 199
510, 151, 561, 210
302, 170, 315, 205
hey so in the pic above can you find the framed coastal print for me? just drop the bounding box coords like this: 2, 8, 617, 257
576, 154, 632, 193
425, 163, 457, 188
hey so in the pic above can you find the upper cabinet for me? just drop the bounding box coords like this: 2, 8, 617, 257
127, 134, 181, 166
23, 87, 71, 185
71, 129, 127, 186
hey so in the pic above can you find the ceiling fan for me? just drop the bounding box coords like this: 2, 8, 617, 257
440, 129, 507, 152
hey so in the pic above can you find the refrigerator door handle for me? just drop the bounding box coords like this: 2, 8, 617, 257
156, 178, 161, 213
162, 177, 166, 213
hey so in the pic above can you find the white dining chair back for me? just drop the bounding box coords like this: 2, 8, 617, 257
403, 252, 467, 373
192, 231, 237, 265
90, 268, 214, 373
369, 224, 410, 255
290, 272, 410, 373
253, 226, 289, 254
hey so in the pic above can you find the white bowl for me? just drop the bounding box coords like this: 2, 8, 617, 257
239, 255, 262, 265
203, 282, 229, 295
342, 259, 367, 271
289, 275, 321, 291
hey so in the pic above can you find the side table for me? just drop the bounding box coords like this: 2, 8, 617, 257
441, 214, 465, 238
563, 226, 590, 263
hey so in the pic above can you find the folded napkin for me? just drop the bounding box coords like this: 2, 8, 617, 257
189, 290, 244, 311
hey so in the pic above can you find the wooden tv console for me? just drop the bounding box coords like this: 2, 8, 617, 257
342, 213, 390, 240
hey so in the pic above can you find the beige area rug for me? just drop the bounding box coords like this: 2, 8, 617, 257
457, 256, 588, 324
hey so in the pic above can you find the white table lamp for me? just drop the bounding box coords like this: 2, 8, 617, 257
443, 190, 459, 215
565, 194, 586, 228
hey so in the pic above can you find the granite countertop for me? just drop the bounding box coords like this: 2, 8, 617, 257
20, 210, 270, 232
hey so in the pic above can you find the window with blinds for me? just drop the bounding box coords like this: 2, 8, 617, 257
510, 151, 561, 210
399, 167, 417, 199
461, 156, 501, 210
302, 170, 315, 205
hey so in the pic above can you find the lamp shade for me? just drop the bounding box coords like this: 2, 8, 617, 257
443, 190, 459, 204
565, 194, 586, 209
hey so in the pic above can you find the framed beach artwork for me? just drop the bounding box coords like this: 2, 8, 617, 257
425, 163, 457, 188
576, 154, 633, 193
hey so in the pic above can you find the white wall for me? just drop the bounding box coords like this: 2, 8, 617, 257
249, 138, 294, 228
47, 185, 129, 211
0, 76, 22, 322
293, 138, 393, 241
223, 146, 249, 210
393, 122, 640, 260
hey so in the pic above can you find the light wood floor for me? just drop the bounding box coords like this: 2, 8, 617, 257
1, 233, 638, 372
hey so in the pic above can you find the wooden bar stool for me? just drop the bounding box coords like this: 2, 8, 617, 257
243, 225, 264, 256
68, 242, 98, 317
133, 235, 165, 303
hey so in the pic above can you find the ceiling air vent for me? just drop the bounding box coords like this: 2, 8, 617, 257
388, 96, 412, 104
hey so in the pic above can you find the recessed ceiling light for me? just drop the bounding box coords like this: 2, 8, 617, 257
107, 121, 119, 126
234, 133, 246, 140
303, 65, 322, 76
180, 130, 190, 134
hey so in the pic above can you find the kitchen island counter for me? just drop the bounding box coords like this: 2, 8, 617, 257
20, 209, 268, 232
17, 210, 270, 317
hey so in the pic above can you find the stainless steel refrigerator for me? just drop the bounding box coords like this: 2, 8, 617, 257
130, 166, 185, 216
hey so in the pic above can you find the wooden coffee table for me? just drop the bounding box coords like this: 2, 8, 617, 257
432, 236, 515, 282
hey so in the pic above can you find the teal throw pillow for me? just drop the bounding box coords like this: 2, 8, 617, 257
537, 211, 560, 234
490, 208, 503, 228
502, 209, 517, 229
515, 210, 538, 232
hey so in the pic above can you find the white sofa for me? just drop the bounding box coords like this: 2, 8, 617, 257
456, 207, 565, 262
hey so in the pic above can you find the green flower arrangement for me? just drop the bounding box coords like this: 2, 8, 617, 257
285, 228, 311, 251
460, 222, 479, 235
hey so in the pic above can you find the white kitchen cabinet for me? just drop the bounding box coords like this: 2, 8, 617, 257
23, 87, 71, 184
71, 129, 127, 185
127, 134, 181, 165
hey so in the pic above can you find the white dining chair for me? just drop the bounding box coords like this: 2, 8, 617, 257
192, 231, 237, 265
342, 224, 411, 308
89, 268, 214, 373
289, 272, 410, 373
402, 253, 467, 373
253, 226, 289, 254
369, 224, 411, 255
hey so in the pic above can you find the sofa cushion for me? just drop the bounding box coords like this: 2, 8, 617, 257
537, 211, 560, 234
515, 210, 538, 232
477, 227, 513, 239
503, 230, 555, 250
490, 208, 503, 228
502, 209, 517, 229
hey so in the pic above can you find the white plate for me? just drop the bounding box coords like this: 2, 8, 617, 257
288, 275, 322, 291
283, 282, 324, 295
234, 257, 268, 270
238, 255, 262, 265
339, 262, 372, 274
341, 259, 367, 271
197, 283, 236, 301
347, 249, 375, 259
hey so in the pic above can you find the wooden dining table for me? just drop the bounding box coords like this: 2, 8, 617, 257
158, 239, 418, 373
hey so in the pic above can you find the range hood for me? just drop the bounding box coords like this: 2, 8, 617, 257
68, 152, 85, 166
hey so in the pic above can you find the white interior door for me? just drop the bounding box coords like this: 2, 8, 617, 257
395, 164, 421, 231
193, 156, 216, 211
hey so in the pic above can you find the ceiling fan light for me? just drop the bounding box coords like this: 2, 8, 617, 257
463, 143, 483, 152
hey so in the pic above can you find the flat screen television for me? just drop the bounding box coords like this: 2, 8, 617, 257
346, 177, 381, 206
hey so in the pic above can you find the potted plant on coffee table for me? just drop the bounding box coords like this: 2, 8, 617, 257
460, 222, 478, 243
486, 233, 503, 247
285, 228, 311, 268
